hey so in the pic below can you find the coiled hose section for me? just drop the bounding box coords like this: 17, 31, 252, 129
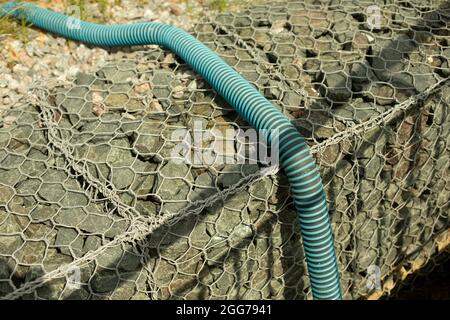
1, 1, 342, 300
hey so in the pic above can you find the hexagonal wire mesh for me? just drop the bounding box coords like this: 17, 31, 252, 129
0, 0, 449, 300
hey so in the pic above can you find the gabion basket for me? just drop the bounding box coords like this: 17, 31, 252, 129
0, 0, 449, 300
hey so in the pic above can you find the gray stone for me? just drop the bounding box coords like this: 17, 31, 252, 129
264, 80, 283, 100
0, 207, 27, 235
111, 167, 135, 190
253, 28, 271, 48
160, 201, 188, 215
30, 204, 58, 222
38, 182, 66, 203
292, 109, 346, 139
151, 70, 172, 86
54, 207, 87, 227
290, 11, 329, 37
75, 72, 96, 86
133, 132, 163, 155
249, 178, 272, 199
158, 242, 192, 270
16, 178, 41, 195
29, 274, 68, 300
282, 91, 303, 107
194, 172, 215, 188
95, 244, 141, 271
19, 159, 47, 179
331, 12, 358, 43
370, 35, 439, 94
90, 269, 120, 293
156, 161, 193, 201
131, 162, 157, 197
0, 153, 26, 169
359, 156, 383, 180
109, 282, 137, 300
214, 208, 244, 238
0, 185, 14, 204
281, 64, 301, 80
60, 86, 93, 117
408, 63, 437, 92
384, 183, 401, 202
355, 244, 378, 272
109, 83, 133, 94
104, 93, 129, 108
119, 250, 142, 272
229, 224, 254, 247
85, 113, 121, 132
326, 160, 355, 197
320, 53, 344, 73
218, 171, 242, 188
0, 235, 23, 255
369, 84, 396, 105
75, 142, 119, 184
350, 62, 372, 84
189, 172, 216, 202
6, 195, 33, 216
132, 121, 164, 156
226, 190, 250, 211
333, 101, 375, 124
275, 43, 296, 59
190, 103, 214, 117
188, 221, 210, 248
37, 170, 86, 205
13, 240, 47, 265
62, 287, 91, 300
79, 214, 114, 235
0, 169, 22, 187
60, 191, 89, 208
125, 98, 146, 113
104, 219, 130, 238
97, 61, 137, 83
442, 49, 450, 76
358, 181, 383, 210
372, 36, 416, 77
55, 227, 84, 257
75, 143, 109, 163
152, 87, 171, 99
118, 191, 135, 206
0, 257, 11, 280
303, 58, 321, 79
320, 71, 352, 103
42, 249, 73, 273
359, 180, 375, 195
82, 235, 102, 254
23, 222, 56, 243
0, 131, 10, 150
135, 200, 159, 216
217, 164, 258, 188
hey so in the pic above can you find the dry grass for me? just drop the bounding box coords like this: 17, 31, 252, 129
367, 228, 450, 300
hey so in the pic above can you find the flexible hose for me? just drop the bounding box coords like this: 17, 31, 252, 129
1, 2, 342, 299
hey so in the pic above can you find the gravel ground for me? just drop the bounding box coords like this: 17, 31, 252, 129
0, 0, 448, 300
0, 0, 255, 117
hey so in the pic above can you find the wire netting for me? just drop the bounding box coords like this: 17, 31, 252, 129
0, 0, 449, 300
